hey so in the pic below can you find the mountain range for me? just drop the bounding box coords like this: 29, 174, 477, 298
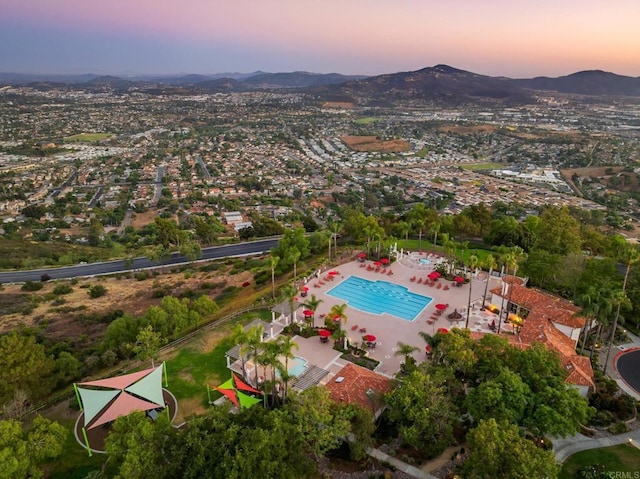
2, 65, 640, 104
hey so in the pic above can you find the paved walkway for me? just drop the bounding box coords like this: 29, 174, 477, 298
553, 329, 640, 462
366, 447, 436, 479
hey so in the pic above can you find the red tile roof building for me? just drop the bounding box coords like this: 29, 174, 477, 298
489, 276, 594, 394
325, 363, 392, 415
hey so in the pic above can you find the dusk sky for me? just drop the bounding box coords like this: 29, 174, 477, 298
1, 0, 639, 78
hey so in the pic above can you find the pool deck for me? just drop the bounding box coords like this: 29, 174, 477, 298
287, 256, 504, 378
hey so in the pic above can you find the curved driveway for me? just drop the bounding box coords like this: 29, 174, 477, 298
0, 238, 279, 283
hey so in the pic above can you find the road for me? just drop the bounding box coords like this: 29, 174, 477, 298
0, 238, 280, 283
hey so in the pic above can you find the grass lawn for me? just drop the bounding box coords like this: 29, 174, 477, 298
461, 162, 503, 171
559, 444, 640, 478
64, 133, 113, 143
355, 117, 379, 124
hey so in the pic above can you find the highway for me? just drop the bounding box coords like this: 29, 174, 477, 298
0, 238, 280, 283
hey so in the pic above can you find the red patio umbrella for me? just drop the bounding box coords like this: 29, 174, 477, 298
328, 270, 339, 276
318, 329, 331, 337
428, 271, 440, 280
300, 286, 309, 292
380, 258, 389, 265
303, 309, 314, 316
437, 328, 449, 334
454, 276, 465, 283
435, 303, 447, 311
373, 261, 382, 266
357, 252, 367, 258
363, 334, 376, 342
425, 344, 432, 353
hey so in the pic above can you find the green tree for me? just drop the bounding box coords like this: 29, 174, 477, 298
133, 325, 162, 367
286, 386, 351, 461
0, 416, 67, 479
385, 369, 456, 456
0, 332, 54, 405
462, 418, 560, 479
88, 284, 107, 298
465, 254, 479, 328
481, 253, 497, 309
534, 206, 582, 256
105, 412, 174, 479
465, 368, 530, 425
328, 303, 348, 331
270, 255, 279, 299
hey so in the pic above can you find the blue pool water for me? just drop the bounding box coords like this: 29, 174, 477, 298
327, 276, 432, 321
419, 258, 431, 265
279, 356, 308, 378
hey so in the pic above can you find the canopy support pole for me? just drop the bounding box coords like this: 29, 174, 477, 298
207, 385, 211, 405
82, 427, 92, 457
163, 361, 168, 387
73, 383, 82, 410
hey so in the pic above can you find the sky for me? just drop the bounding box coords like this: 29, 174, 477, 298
1, 0, 639, 78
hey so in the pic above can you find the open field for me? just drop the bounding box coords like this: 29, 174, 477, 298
355, 117, 379, 125
462, 162, 503, 171
562, 166, 640, 193
322, 101, 354, 109
340, 135, 411, 153
63, 133, 113, 143
437, 124, 498, 134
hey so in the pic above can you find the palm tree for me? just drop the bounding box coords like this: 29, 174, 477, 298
604, 245, 639, 374
270, 255, 280, 300
328, 221, 342, 261
465, 254, 479, 329
328, 303, 348, 331
397, 221, 410, 250
246, 324, 264, 388
395, 341, 419, 370
281, 283, 298, 325
481, 254, 498, 309
255, 342, 276, 407
497, 252, 515, 334
331, 327, 347, 349
289, 248, 301, 286
277, 335, 299, 402
231, 323, 249, 380
577, 286, 602, 355
302, 294, 323, 328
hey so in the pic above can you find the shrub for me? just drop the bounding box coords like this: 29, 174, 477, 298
135, 271, 151, 281
53, 283, 73, 295
88, 285, 107, 298
607, 421, 629, 434
21, 281, 43, 292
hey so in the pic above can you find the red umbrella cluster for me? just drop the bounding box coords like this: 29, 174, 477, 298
428, 271, 440, 280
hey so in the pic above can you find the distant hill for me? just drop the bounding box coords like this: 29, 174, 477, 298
509, 70, 640, 96
315, 64, 534, 105
243, 71, 367, 88
2, 66, 640, 99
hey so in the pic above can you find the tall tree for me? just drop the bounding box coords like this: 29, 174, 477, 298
481, 253, 497, 309
604, 244, 640, 373
462, 419, 560, 479
465, 254, 479, 329
302, 294, 323, 328
270, 255, 280, 300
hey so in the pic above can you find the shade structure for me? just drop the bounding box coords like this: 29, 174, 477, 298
435, 303, 447, 311
363, 334, 376, 342
357, 252, 366, 258
454, 276, 465, 283
373, 261, 382, 266
437, 328, 449, 334
319, 329, 331, 337
328, 270, 339, 276
380, 258, 389, 265
303, 309, 314, 316
447, 309, 462, 320
300, 286, 309, 292
428, 271, 440, 280
233, 373, 261, 395
76, 364, 165, 430
213, 385, 239, 408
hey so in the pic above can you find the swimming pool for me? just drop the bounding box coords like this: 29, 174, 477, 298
327, 276, 432, 321
278, 356, 308, 378
419, 258, 431, 265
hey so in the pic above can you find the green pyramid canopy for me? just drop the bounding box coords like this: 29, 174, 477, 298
237, 390, 262, 408
125, 365, 164, 406
78, 388, 120, 427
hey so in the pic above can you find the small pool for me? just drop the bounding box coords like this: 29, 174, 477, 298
419, 258, 431, 265
280, 356, 308, 378
327, 276, 432, 321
